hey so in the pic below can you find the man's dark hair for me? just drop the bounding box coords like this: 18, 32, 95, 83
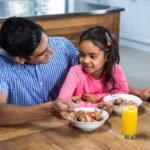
0, 17, 44, 58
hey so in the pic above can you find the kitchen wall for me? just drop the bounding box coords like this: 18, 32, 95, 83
81, 0, 150, 53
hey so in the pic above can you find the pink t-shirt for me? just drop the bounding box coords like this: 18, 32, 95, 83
58, 64, 129, 108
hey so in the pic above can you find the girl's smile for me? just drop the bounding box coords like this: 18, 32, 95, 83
82, 65, 93, 72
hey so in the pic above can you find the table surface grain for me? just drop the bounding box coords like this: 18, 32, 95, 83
0, 101, 149, 150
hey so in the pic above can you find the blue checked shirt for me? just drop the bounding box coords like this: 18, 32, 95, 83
0, 37, 79, 106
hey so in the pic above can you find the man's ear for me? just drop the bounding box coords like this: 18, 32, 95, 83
13, 57, 26, 64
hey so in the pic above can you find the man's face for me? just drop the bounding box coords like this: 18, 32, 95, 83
25, 32, 53, 65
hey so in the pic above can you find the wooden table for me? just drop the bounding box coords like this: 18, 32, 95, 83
0, 101, 149, 150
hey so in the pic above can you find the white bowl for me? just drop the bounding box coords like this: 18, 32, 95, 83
103, 94, 142, 115
68, 107, 109, 131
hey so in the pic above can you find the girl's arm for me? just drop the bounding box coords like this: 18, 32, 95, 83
58, 67, 79, 102
113, 65, 129, 94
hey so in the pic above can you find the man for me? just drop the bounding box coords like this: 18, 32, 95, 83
129, 85, 150, 100
0, 17, 79, 125
0, 17, 112, 125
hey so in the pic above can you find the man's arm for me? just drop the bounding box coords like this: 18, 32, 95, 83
0, 92, 75, 125
0, 102, 51, 125
129, 85, 150, 100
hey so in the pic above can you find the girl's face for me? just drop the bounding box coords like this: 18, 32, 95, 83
79, 40, 107, 80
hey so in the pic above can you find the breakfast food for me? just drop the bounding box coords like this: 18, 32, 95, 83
113, 97, 135, 106
70, 109, 104, 122
72, 96, 81, 103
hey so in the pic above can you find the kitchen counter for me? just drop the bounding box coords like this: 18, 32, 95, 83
0, 0, 124, 21
0, 0, 124, 49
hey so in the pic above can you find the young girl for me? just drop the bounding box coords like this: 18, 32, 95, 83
58, 26, 129, 108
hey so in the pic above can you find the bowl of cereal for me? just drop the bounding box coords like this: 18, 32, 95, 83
103, 94, 142, 114
68, 107, 109, 131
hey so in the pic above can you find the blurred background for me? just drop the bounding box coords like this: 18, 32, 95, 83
0, 0, 150, 89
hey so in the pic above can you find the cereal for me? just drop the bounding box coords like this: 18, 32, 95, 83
114, 97, 135, 106
70, 109, 104, 122
72, 96, 81, 103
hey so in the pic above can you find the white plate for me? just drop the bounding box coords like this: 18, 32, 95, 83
103, 94, 142, 114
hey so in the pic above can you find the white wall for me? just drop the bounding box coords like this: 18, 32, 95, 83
81, 0, 150, 53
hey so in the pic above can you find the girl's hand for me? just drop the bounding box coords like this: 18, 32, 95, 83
82, 94, 98, 104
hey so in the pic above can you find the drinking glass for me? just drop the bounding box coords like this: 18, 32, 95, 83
121, 102, 138, 139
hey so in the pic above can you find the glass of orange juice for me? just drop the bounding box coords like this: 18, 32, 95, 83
121, 102, 138, 139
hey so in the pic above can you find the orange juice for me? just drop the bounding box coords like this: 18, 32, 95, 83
121, 106, 137, 137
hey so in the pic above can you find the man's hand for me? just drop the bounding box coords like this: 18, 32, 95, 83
82, 94, 98, 104
98, 101, 113, 115
50, 99, 75, 119
129, 85, 150, 101
141, 87, 150, 100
